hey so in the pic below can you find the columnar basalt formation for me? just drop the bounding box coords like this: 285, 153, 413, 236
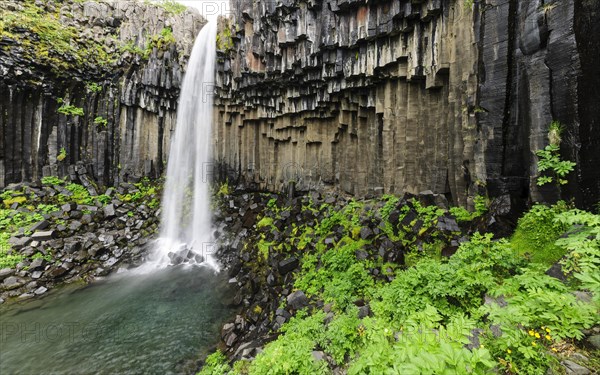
0, 0, 204, 188
214, 0, 599, 208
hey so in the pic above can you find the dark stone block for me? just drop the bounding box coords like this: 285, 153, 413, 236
278, 257, 299, 274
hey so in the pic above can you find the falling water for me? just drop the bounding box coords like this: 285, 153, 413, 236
148, 20, 218, 269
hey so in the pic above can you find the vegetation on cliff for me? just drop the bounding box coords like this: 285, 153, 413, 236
0, 0, 183, 76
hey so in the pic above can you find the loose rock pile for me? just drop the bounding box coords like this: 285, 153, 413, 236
0, 177, 160, 303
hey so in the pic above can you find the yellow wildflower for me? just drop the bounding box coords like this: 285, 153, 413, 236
528, 330, 535, 336
532, 341, 537, 347
545, 327, 551, 333
552, 348, 558, 352
535, 332, 541, 339
545, 335, 552, 341
507, 349, 512, 354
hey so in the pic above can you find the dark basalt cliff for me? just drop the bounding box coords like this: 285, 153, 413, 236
214, 0, 599, 208
0, 0, 204, 188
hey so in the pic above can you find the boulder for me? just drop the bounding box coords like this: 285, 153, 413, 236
8, 236, 32, 250
278, 257, 299, 275
0, 268, 15, 281
359, 227, 374, 240
2, 276, 24, 290
29, 258, 47, 271
29, 220, 50, 232
562, 360, 590, 375
287, 290, 309, 310
103, 204, 116, 219
31, 231, 55, 241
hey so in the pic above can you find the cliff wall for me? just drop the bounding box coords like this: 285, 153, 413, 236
0, 0, 204, 188
214, 0, 599, 208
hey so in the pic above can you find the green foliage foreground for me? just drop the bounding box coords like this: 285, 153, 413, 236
200, 199, 600, 375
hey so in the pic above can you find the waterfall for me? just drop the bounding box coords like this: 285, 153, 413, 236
146, 20, 218, 270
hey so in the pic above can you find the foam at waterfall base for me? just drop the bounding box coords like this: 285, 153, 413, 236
134, 237, 221, 274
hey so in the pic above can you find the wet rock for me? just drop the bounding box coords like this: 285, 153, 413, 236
437, 216, 460, 232
9, 236, 32, 250
233, 341, 261, 359
357, 305, 371, 319
29, 258, 47, 271
64, 240, 83, 254
18, 293, 34, 300
355, 250, 368, 261
561, 360, 590, 375
312, 351, 326, 361
569, 353, 589, 363
286, 290, 309, 310
546, 262, 568, 282
278, 257, 299, 275
61, 203, 77, 212
29, 220, 50, 232
2, 276, 24, 290
47, 265, 68, 278
0, 268, 15, 281
587, 335, 600, 350
25, 281, 37, 291
31, 230, 55, 241
359, 227, 373, 240
103, 204, 116, 219
104, 257, 118, 268
466, 328, 485, 350
224, 331, 238, 347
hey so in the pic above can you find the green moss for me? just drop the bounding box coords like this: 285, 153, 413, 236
0, 0, 119, 73
0, 0, 183, 74
510, 202, 570, 265
144, 0, 187, 15
56, 147, 67, 162
216, 26, 234, 52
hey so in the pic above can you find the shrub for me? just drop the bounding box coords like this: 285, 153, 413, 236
58, 104, 84, 117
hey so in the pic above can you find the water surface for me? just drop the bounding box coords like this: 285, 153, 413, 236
0, 267, 235, 374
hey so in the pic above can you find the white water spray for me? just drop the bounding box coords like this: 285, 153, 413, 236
145, 20, 219, 270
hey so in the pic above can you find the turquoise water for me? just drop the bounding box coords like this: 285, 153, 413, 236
0, 267, 235, 374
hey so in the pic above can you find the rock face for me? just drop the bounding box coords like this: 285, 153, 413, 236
214, 0, 599, 208
0, 0, 204, 188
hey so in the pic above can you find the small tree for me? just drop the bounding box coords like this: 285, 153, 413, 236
536, 121, 576, 187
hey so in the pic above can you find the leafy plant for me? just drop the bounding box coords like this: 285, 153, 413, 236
536, 121, 576, 187
41, 176, 65, 185
58, 104, 84, 117
86, 82, 102, 93
249, 311, 330, 375
94, 116, 108, 128
217, 181, 231, 197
